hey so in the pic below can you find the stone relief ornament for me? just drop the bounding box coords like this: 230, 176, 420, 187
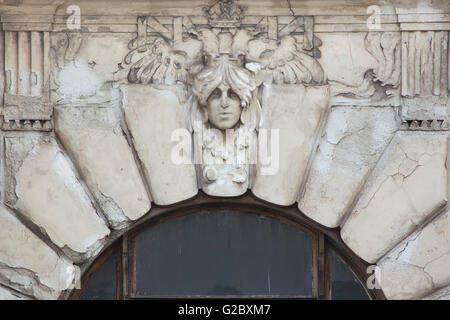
114, 0, 329, 197
329, 31, 401, 106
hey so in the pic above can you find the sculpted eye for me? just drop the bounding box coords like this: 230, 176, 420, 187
227, 89, 238, 99
210, 88, 221, 98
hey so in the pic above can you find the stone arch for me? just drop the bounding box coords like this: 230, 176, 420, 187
1, 112, 448, 300
0, 0, 449, 301
66, 192, 386, 300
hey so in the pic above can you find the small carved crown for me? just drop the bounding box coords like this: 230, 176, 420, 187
203, 0, 246, 28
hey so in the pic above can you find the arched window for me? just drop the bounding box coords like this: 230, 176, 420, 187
70, 194, 384, 300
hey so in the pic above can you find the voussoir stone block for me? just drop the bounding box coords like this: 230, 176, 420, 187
121, 84, 198, 205
0, 203, 75, 299
299, 106, 398, 227
422, 286, 450, 300
341, 131, 448, 263
4, 134, 110, 261
0, 285, 31, 300
53, 33, 132, 105
251, 84, 330, 206
54, 105, 151, 229
377, 209, 450, 300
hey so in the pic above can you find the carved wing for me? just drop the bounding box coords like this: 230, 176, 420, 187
114, 37, 193, 86
247, 36, 326, 85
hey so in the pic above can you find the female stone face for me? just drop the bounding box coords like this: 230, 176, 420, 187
206, 82, 242, 130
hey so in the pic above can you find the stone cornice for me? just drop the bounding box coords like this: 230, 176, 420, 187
0, 0, 449, 32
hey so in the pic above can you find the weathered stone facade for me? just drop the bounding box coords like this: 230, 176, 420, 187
0, 0, 449, 300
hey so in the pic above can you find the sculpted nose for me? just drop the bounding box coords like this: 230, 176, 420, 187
221, 93, 229, 109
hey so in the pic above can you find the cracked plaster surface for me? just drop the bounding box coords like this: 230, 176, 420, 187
0, 285, 32, 300
120, 84, 198, 205
341, 131, 448, 263
252, 84, 330, 206
4, 135, 110, 261
299, 106, 398, 227
377, 209, 450, 299
1, 0, 449, 301
54, 104, 151, 229
0, 203, 75, 299
422, 286, 450, 300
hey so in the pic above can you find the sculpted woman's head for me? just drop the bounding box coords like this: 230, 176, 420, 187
205, 82, 242, 129
192, 60, 256, 130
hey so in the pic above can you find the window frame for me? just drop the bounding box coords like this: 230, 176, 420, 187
69, 192, 386, 300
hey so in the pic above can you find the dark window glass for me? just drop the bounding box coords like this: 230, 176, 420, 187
79, 250, 117, 300
134, 210, 313, 297
330, 249, 369, 300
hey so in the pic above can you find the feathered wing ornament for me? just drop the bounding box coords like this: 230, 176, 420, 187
113, 17, 329, 195
246, 36, 326, 86
113, 32, 205, 105
114, 37, 194, 86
